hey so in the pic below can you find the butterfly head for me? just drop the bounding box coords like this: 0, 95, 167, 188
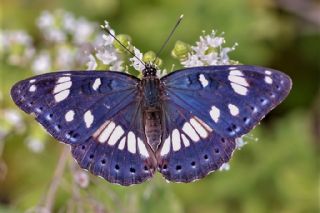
143, 63, 157, 77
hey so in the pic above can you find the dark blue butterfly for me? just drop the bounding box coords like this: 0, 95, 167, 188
11, 64, 291, 185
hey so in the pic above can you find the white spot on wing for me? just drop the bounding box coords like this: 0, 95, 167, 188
57, 76, 71, 83
84, 110, 94, 128
265, 76, 273, 84
172, 129, 181, 151
228, 67, 237, 70
228, 104, 239, 116
160, 136, 171, 156
29, 85, 36, 92
229, 70, 244, 76
210, 106, 220, 123
29, 79, 36, 83
54, 90, 70, 102
127, 131, 136, 154
108, 125, 124, 145
98, 121, 115, 143
194, 116, 213, 132
190, 118, 208, 138
182, 122, 200, 142
181, 133, 190, 147
137, 138, 149, 157
92, 78, 101, 91
65, 110, 75, 122
118, 137, 126, 150
230, 83, 248, 95
199, 74, 209, 87
53, 81, 72, 94
228, 75, 249, 87
265, 70, 272, 75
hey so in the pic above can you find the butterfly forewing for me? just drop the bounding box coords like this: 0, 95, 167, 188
11, 71, 140, 145
160, 65, 292, 138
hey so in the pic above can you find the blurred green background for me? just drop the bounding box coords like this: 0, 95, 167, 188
0, 0, 319, 212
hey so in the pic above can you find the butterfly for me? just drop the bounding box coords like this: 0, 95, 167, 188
11, 63, 292, 186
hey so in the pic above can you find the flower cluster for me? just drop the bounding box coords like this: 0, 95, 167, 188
172, 30, 238, 67
86, 21, 124, 71
0, 30, 35, 66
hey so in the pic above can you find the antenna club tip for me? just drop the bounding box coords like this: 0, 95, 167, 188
180, 14, 184, 19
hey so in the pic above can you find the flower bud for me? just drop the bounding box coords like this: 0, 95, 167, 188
171, 40, 190, 60
143, 51, 162, 67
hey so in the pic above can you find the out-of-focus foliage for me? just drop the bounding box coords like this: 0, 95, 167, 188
0, 0, 319, 212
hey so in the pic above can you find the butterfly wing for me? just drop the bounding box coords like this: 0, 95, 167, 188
11, 71, 156, 185
71, 100, 156, 186
157, 101, 236, 182
157, 65, 292, 182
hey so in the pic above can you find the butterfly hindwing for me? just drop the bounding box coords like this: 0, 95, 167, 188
161, 65, 292, 138
157, 100, 236, 182
71, 100, 156, 185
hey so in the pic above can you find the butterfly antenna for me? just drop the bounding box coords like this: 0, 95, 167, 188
153, 14, 184, 64
101, 25, 146, 67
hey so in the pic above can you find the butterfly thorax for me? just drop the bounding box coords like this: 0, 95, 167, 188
141, 64, 163, 152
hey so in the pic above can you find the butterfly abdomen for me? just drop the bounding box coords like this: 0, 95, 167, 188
144, 109, 162, 151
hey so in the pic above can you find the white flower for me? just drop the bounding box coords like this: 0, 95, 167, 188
87, 54, 97, 70
102, 33, 114, 46
48, 29, 66, 43
202, 52, 219, 65
110, 60, 123, 71
56, 45, 74, 69
129, 47, 144, 71
72, 18, 96, 44
1, 30, 35, 65
4, 109, 22, 124
235, 137, 247, 149
62, 11, 76, 32
181, 54, 204, 67
3, 109, 25, 133
180, 30, 236, 67
37, 11, 54, 29
96, 48, 118, 65
219, 43, 238, 65
32, 51, 51, 74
